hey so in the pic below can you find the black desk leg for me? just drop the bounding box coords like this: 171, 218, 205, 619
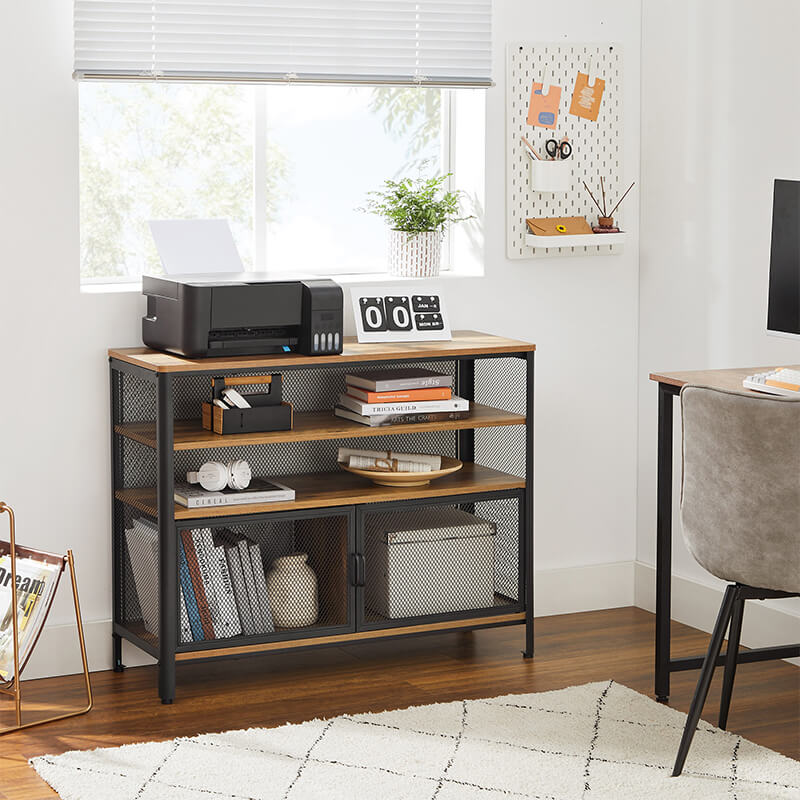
110, 364, 124, 672
655, 382, 675, 702
523, 352, 535, 658
156, 374, 176, 705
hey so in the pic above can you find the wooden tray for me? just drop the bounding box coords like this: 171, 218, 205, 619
339, 456, 463, 487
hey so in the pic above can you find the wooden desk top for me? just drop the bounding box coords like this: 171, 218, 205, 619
109, 331, 536, 373
650, 365, 800, 392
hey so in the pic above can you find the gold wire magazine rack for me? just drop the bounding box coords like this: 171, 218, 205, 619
0, 502, 92, 734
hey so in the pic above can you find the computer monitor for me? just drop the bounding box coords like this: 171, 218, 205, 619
767, 179, 800, 339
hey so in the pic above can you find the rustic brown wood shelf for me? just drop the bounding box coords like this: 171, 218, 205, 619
109, 330, 535, 704
108, 330, 535, 373
116, 463, 525, 520
115, 403, 526, 450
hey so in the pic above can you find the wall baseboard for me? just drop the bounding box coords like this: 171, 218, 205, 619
634, 561, 800, 665
21, 561, 636, 680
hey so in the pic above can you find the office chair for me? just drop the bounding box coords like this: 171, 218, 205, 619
672, 385, 800, 776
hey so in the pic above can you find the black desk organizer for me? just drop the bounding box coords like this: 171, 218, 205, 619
109, 336, 534, 704
201, 374, 293, 434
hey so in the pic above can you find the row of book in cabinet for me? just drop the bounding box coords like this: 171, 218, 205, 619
126, 517, 318, 644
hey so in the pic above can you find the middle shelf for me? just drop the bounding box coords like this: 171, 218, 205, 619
116, 463, 525, 520
115, 403, 526, 450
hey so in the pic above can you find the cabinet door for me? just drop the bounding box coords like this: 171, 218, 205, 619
170, 507, 356, 654
355, 491, 524, 631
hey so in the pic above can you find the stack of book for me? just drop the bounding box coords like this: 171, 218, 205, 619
126, 519, 279, 643
335, 368, 469, 427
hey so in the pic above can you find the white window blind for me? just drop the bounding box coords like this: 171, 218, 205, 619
74, 1, 493, 87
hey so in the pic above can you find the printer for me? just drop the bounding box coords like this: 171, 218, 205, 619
142, 273, 344, 358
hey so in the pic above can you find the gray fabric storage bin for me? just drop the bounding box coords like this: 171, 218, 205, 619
364, 506, 497, 619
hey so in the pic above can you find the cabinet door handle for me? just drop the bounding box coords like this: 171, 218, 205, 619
355, 554, 366, 587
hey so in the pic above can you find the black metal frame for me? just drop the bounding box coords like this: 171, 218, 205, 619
672, 583, 800, 776
654, 381, 800, 702
110, 349, 535, 703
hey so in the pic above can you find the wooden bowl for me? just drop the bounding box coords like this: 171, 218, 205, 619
340, 456, 463, 487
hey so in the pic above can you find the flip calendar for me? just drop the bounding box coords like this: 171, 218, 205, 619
351, 283, 451, 343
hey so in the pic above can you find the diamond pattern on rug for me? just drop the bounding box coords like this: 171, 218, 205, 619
30, 681, 800, 800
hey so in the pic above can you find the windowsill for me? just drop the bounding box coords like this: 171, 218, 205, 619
80, 266, 485, 294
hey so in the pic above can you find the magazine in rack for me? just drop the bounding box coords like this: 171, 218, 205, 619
0, 542, 64, 683
0, 502, 92, 734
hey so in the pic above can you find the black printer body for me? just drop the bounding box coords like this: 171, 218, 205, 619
142, 273, 344, 357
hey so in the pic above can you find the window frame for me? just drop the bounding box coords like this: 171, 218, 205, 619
79, 85, 478, 286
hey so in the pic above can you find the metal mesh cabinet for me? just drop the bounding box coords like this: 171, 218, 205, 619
109, 332, 535, 703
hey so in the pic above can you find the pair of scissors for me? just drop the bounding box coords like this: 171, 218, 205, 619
545, 136, 572, 160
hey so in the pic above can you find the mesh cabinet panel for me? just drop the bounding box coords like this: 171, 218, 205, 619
361, 495, 522, 625
119, 371, 157, 424
116, 502, 160, 651
176, 512, 351, 646
474, 357, 527, 478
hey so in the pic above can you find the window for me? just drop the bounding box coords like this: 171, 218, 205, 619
75, 1, 491, 283
79, 83, 487, 282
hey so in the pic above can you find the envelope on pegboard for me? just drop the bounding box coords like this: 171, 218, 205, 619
527, 81, 561, 128
526, 217, 593, 236
569, 71, 605, 121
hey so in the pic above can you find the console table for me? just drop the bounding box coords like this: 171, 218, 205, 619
110, 331, 535, 703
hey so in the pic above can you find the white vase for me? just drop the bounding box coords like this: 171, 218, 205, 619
266, 552, 319, 628
388, 229, 442, 278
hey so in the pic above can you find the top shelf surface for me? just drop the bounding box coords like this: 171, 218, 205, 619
108, 330, 536, 373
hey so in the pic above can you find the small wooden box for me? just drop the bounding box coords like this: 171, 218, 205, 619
201, 374, 293, 434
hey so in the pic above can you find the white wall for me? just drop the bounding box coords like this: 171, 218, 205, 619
1, 0, 641, 678
636, 0, 800, 639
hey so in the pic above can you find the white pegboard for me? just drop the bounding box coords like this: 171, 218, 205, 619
507, 42, 624, 259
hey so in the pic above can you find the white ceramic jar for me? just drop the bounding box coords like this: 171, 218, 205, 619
388, 229, 442, 277
266, 552, 319, 628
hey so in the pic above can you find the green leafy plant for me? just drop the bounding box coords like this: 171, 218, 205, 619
360, 174, 472, 236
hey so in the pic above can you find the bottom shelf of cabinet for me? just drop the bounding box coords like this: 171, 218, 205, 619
172, 611, 526, 661
116, 606, 526, 664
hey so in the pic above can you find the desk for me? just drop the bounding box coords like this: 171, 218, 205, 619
649, 365, 800, 702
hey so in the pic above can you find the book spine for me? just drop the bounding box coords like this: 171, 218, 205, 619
179, 587, 192, 643
178, 537, 204, 642
192, 529, 221, 639
213, 546, 242, 638
348, 375, 453, 391
334, 407, 469, 427
176, 491, 295, 508
180, 531, 215, 640
374, 376, 453, 391
346, 387, 452, 403
249, 544, 275, 633
238, 540, 265, 632
226, 547, 255, 636
339, 394, 469, 415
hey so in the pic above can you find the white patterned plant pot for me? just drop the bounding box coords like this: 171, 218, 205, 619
388, 229, 442, 278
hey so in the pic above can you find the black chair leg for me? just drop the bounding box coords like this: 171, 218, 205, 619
672, 584, 737, 777
718, 595, 745, 730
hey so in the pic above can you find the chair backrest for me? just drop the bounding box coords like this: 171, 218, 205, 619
680, 385, 800, 594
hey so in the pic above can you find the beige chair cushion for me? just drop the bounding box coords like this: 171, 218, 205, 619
680, 385, 800, 594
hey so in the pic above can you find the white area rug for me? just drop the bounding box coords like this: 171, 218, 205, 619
31, 680, 798, 799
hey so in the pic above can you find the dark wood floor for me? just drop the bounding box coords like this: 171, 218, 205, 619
0, 607, 797, 799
